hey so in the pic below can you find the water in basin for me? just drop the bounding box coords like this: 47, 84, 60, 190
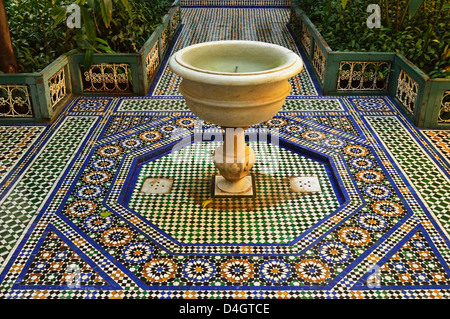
192, 56, 282, 73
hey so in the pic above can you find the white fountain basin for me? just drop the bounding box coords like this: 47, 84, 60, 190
169, 40, 303, 195
169, 40, 303, 127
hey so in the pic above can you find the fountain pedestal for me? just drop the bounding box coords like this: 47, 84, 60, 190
212, 127, 256, 196
169, 40, 303, 198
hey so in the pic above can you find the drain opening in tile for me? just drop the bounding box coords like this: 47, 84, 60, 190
140, 177, 174, 194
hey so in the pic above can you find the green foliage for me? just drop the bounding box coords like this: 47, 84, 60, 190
103, 0, 171, 52
5, 0, 76, 73
297, 0, 450, 79
5, 0, 170, 73
409, 0, 425, 17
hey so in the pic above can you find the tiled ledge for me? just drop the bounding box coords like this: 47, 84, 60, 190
180, 0, 291, 7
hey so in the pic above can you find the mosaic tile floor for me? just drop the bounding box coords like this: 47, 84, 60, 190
0, 7, 450, 300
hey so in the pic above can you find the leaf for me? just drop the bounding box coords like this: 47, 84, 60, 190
117, 0, 133, 15
98, 0, 113, 28
51, 7, 67, 29
443, 49, 450, 59
97, 44, 115, 53
84, 48, 94, 71
76, 38, 95, 50
324, 0, 332, 15
80, 7, 96, 41
422, 26, 432, 49
100, 211, 112, 217
95, 37, 109, 45
202, 199, 213, 208
64, 48, 82, 55
127, 68, 132, 83
409, 0, 425, 18
341, 0, 348, 9
86, 0, 96, 10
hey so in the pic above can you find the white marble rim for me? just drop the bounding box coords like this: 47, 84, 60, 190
169, 40, 303, 86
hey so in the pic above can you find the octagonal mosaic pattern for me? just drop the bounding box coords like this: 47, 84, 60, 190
127, 141, 342, 245
0, 6, 449, 299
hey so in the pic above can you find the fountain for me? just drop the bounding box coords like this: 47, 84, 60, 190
169, 40, 303, 197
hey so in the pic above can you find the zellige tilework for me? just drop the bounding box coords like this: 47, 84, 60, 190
0, 6, 449, 300
365, 116, 450, 233
0, 126, 45, 185
129, 141, 341, 244
421, 130, 450, 165
0, 116, 96, 267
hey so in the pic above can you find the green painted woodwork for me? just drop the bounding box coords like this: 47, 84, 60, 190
0, 0, 181, 123
289, 3, 450, 129
0, 73, 44, 123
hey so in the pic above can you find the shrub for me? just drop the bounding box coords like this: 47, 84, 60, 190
5, 0, 170, 73
297, 0, 450, 79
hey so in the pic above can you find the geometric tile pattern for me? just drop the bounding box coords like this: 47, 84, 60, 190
129, 141, 341, 244
0, 116, 96, 267
421, 130, 450, 165
349, 98, 392, 112
15, 227, 110, 288
376, 230, 450, 287
284, 98, 344, 111
0, 125, 45, 184
117, 97, 344, 112
118, 98, 187, 112
100, 115, 160, 139
71, 98, 111, 112
298, 115, 362, 137
366, 116, 450, 233
0, 7, 449, 299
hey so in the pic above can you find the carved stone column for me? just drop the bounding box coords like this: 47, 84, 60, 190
212, 127, 256, 194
